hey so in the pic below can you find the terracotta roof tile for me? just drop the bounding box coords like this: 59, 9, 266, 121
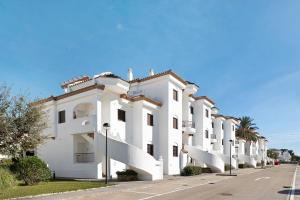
33, 84, 105, 105
129, 70, 187, 85
120, 94, 162, 107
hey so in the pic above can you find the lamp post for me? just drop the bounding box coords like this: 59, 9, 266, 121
103, 123, 110, 184
229, 139, 233, 175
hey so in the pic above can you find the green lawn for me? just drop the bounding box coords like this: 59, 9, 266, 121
0, 179, 108, 200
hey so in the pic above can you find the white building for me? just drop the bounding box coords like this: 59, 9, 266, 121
275, 149, 291, 162
35, 69, 268, 180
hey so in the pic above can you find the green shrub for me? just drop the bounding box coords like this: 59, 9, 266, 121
181, 166, 202, 176
224, 164, 231, 171
0, 168, 16, 189
16, 156, 51, 185
239, 164, 251, 168
116, 169, 138, 181
0, 159, 13, 171
201, 167, 212, 173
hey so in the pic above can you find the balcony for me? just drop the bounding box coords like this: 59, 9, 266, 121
211, 134, 217, 143
182, 121, 196, 133
74, 153, 95, 163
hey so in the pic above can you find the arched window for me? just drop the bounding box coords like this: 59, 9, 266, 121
73, 103, 94, 119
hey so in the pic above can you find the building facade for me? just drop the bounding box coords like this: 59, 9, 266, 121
36, 69, 268, 180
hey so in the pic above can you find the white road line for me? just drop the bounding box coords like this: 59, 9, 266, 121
287, 166, 297, 200
255, 177, 271, 181
138, 177, 231, 200
125, 191, 157, 195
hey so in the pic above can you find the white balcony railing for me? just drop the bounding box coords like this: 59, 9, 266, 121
182, 121, 195, 128
75, 153, 95, 163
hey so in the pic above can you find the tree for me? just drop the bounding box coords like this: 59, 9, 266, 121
267, 149, 279, 160
235, 116, 259, 142
0, 85, 46, 158
288, 150, 295, 157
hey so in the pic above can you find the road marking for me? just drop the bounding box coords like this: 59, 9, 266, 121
287, 166, 297, 200
255, 177, 271, 181
138, 177, 231, 200
126, 191, 157, 195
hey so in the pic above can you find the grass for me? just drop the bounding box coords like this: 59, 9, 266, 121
0, 179, 108, 199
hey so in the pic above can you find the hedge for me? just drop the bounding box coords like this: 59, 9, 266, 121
181, 166, 202, 176
16, 156, 51, 185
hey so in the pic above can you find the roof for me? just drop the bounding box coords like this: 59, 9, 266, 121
32, 84, 105, 105
190, 95, 215, 105
129, 70, 187, 86
120, 94, 162, 107
61, 76, 91, 89
212, 114, 226, 120
186, 80, 200, 88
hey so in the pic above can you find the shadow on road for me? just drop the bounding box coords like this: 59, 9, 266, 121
278, 189, 300, 195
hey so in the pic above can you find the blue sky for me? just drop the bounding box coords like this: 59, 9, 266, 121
0, 0, 299, 154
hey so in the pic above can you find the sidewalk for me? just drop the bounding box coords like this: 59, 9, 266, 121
26, 168, 264, 200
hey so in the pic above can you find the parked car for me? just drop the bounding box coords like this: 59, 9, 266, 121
274, 160, 280, 165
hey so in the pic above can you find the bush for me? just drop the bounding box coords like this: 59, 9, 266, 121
16, 156, 51, 185
116, 169, 138, 181
181, 166, 202, 176
224, 164, 231, 171
239, 164, 251, 169
201, 167, 212, 173
0, 168, 16, 189
0, 159, 13, 171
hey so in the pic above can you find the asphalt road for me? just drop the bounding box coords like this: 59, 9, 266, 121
30, 164, 299, 200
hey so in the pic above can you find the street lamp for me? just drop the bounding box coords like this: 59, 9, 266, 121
103, 123, 110, 184
229, 139, 233, 175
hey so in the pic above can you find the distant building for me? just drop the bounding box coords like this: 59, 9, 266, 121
275, 149, 291, 162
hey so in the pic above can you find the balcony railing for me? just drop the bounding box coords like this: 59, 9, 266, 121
182, 121, 195, 128
75, 153, 95, 163
211, 134, 217, 139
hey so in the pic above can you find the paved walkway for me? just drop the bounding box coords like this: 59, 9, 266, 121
26, 168, 263, 200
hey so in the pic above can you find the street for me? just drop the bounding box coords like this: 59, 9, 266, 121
29, 164, 299, 200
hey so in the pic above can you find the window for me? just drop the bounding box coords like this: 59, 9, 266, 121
222, 139, 224, 145
190, 106, 194, 114
147, 113, 154, 126
173, 117, 178, 129
205, 130, 209, 138
222, 123, 224, 130
118, 109, 126, 122
212, 122, 214, 128
173, 89, 178, 101
205, 109, 209, 118
26, 151, 35, 156
58, 110, 66, 124
232, 125, 235, 131
147, 144, 154, 156
173, 146, 178, 157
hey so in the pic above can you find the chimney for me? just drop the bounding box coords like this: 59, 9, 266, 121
128, 68, 133, 81
149, 69, 154, 76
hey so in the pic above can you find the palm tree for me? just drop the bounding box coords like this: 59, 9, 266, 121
236, 116, 258, 142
